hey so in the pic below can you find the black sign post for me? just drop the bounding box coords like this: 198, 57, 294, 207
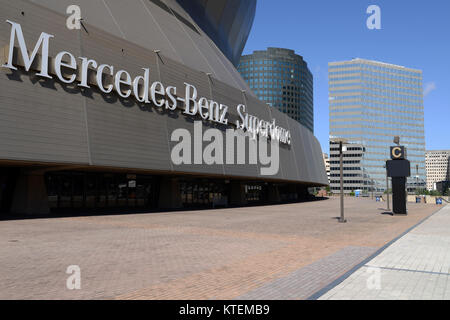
386, 146, 410, 215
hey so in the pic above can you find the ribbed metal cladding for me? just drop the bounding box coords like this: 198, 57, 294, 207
0, 0, 328, 187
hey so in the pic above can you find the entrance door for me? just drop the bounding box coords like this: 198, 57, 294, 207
0, 168, 19, 215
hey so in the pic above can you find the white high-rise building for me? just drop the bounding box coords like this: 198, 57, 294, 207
329, 58, 426, 194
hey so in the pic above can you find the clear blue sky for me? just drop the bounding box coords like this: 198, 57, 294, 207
242, 0, 449, 152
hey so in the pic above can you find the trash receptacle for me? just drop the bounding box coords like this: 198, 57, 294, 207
416, 197, 421, 203
436, 198, 443, 205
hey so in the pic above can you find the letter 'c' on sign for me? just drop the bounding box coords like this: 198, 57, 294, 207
392, 147, 402, 158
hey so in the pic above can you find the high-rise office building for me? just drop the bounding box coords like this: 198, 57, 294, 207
328, 58, 426, 194
425, 150, 450, 191
238, 48, 314, 132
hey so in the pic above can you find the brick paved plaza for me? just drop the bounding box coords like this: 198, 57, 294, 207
0, 197, 442, 300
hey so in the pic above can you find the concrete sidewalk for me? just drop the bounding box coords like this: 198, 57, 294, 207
319, 204, 450, 300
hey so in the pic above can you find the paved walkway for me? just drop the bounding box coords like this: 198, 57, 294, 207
319, 204, 450, 300
0, 198, 442, 299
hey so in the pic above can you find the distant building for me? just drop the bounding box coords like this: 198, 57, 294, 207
329, 140, 367, 194
435, 181, 450, 195
329, 58, 426, 194
426, 150, 450, 191
238, 47, 314, 132
323, 153, 330, 183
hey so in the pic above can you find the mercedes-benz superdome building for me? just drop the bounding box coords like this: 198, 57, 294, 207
0, 0, 327, 215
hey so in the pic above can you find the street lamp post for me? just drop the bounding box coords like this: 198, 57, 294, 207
339, 141, 346, 223
371, 179, 374, 200
416, 164, 419, 194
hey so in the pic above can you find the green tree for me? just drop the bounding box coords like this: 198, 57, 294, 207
430, 190, 442, 197
415, 188, 429, 196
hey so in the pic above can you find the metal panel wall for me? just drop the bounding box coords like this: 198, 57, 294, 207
0, 1, 90, 165
0, 0, 327, 186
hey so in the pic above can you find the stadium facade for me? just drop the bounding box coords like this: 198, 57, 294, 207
0, 0, 327, 215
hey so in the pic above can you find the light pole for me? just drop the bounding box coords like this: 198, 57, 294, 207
339, 140, 347, 223
371, 179, 374, 200
416, 164, 419, 194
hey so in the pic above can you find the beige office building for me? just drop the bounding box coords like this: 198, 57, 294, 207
425, 150, 450, 190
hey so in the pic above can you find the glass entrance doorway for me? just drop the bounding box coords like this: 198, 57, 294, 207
179, 179, 229, 208
245, 183, 268, 204
45, 171, 159, 212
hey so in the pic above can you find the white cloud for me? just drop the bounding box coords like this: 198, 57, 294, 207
424, 82, 436, 97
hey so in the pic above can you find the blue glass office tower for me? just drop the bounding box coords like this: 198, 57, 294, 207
238, 48, 314, 133
329, 58, 426, 194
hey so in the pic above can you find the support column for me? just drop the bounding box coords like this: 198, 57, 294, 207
11, 170, 49, 215
229, 181, 247, 206
268, 183, 280, 203
288, 184, 298, 201
158, 177, 182, 209
0, 173, 6, 212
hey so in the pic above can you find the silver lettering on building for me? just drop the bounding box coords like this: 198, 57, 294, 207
1, 20, 291, 146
